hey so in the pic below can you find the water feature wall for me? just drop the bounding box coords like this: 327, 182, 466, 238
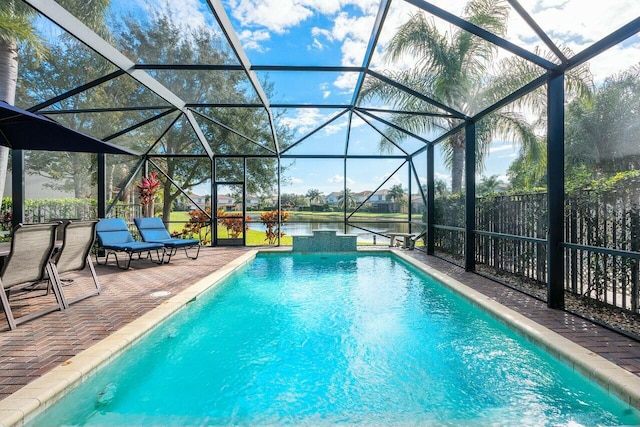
292, 229, 357, 252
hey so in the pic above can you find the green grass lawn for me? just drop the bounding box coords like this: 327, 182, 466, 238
289, 211, 408, 219
163, 211, 293, 246
163, 210, 416, 247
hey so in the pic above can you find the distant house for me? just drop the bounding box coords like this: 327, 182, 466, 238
188, 193, 208, 210
370, 189, 388, 202
326, 191, 342, 205
411, 194, 426, 213
217, 194, 235, 211
245, 195, 261, 209
371, 189, 393, 213
354, 190, 373, 204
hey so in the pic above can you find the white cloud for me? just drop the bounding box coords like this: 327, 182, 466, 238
238, 29, 271, 52
289, 177, 304, 184
226, 0, 377, 34
308, 38, 325, 51
340, 38, 368, 67
279, 109, 346, 136
226, 0, 314, 34
280, 108, 325, 134
149, 0, 210, 30
374, 173, 402, 186
311, 27, 333, 40
435, 172, 451, 184
489, 143, 515, 154
587, 39, 640, 84
320, 83, 331, 99
334, 72, 358, 91
323, 120, 348, 135
327, 175, 355, 185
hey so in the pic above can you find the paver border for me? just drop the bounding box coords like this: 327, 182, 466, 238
1, 248, 638, 426
0, 250, 259, 427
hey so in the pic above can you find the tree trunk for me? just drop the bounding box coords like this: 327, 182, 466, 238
451, 145, 465, 194
0, 40, 19, 209
162, 175, 172, 222
73, 155, 83, 198
144, 200, 154, 217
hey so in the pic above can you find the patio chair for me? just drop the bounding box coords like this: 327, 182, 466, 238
134, 217, 200, 262
50, 220, 101, 307
95, 218, 164, 270
0, 223, 66, 330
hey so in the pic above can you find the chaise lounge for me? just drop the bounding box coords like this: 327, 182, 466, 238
52, 220, 102, 307
0, 223, 66, 330
134, 217, 200, 262
95, 218, 165, 270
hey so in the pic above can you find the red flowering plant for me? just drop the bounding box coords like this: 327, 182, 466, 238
217, 209, 251, 239
259, 210, 289, 244
136, 172, 161, 217
182, 208, 212, 245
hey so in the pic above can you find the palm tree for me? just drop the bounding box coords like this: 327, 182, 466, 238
0, 2, 43, 208
338, 188, 356, 210
565, 64, 640, 175
476, 174, 503, 195
386, 184, 406, 212
361, 0, 591, 194
0, 0, 110, 208
305, 188, 324, 204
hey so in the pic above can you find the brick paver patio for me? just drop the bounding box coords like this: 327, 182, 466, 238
0, 247, 638, 402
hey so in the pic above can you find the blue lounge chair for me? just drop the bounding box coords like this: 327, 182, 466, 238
95, 218, 164, 270
134, 217, 200, 262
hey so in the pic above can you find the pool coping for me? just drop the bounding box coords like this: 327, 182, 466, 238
392, 249, 640, 412
0, 249, 260, 427
0, 247, 639, 426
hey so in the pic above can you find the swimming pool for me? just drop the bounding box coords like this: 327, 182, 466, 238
25, 252, 640, 426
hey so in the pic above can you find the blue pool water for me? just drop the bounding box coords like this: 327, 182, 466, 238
30, 253, 639, 426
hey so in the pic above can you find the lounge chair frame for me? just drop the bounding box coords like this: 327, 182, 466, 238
0, 223, 66, 330
51, 220, 101, 307
134, 217, 200, 263
95, 218, 165, 270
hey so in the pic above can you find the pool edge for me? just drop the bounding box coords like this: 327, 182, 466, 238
0, 249, 259, 427
2, 248, 639, 426
392, 249, 640, 412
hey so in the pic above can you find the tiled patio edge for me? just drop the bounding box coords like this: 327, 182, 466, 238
393, 250, 640, 411
0, 250, 259, 427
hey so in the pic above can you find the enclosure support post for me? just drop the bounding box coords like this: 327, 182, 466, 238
547, 72, 565, 309
243, 157, 247, 246
277, 156, 282, 246
408, 157, 412, 233
427, 144, 435, 254
465, 121, 476, 272
11, 150, 24, 228
212, 157, 217, 246
343, 157, 347, 234
98, 153, 106, 219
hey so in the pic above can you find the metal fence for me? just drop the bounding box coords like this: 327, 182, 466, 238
8, 191, 640, 313
434, 190, 640, 314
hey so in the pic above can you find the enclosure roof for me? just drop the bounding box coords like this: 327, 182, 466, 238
13, 0, 640, 160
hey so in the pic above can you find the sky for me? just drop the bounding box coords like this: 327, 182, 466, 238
130, 0, 640, 196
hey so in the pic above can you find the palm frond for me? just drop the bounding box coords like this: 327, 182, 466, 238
384, 12, 451, 74
0, 1, 37, 45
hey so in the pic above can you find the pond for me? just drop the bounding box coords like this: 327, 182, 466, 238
247, 214, 418, 244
